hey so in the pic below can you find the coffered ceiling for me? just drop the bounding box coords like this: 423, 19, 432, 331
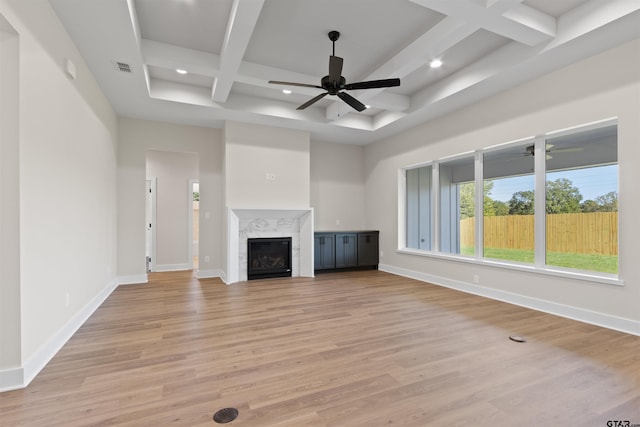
50, 0, 640, 144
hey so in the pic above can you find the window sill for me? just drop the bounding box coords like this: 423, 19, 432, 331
396, 248, 623, 287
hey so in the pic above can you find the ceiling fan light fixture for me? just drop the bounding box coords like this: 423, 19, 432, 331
429, 58, 443, 69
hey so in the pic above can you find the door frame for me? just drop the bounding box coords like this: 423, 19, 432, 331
146, 177, 157, 272
188, 179, 199, 270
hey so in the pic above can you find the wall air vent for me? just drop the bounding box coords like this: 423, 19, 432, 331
115, 61, 132, 73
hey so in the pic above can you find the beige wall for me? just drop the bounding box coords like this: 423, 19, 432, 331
0, 12, 20, 379
310, 141, 366, 231
0, 0, 118, 389
224, 121, 310, 209
364, 39, 640, 330
118, 118, 223, 278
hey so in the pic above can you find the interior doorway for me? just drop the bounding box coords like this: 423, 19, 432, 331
190, 180, 199, 270
145, 178, 157, 272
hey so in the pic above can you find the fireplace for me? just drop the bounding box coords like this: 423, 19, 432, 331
247, 237, 292, 280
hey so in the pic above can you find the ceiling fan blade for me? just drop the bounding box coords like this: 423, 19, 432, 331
297, 92, 329, 110
329, 55, 343, 84
553, 147, 583, 153
268, 80, 323, 89
337, 91, 366, 112
344, 78, 401, 90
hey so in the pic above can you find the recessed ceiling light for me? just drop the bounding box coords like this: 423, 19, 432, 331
176, 69, 188, 75
430, 58, 443, 69
282, 89, 292, 94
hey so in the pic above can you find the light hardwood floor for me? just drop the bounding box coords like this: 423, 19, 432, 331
2, 270, 639, 426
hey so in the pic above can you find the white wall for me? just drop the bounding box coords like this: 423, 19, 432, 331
224, 121, 310, 209
365, 39, 640, 333
310, 141, 366, 231
118, 118, 223, 279
146, 150, 198, 270
0, 0, 118, 390
0, 12, 20, 383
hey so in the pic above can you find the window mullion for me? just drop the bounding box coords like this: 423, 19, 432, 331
433, 162, 440, 252
475, 151, 483, 259
534, 137, 546, 268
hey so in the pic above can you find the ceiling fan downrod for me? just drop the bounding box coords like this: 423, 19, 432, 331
328, 30, 340, 56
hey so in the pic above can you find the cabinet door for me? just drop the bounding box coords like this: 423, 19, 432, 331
314, 234, 335, 270
335, 233, 357, 268
357, 232, 379, 267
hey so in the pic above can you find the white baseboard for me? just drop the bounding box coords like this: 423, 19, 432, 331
379, 264, 640, 337
117, 274, 148, 285
16, 279, 119, 390
196, 269, 224, 280
0, 367, 25, 393
155, 263, 191, 272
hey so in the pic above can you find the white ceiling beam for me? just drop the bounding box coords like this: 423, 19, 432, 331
410, 0, 556, 46
369, 92, 411, 112
546, 0, 640, 50
237, 61, 322, 96
410, 40, 534, 110
211, 0, 264, 103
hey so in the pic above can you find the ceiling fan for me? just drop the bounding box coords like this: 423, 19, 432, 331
268, 31, 401, 112
524, 144, 583, 159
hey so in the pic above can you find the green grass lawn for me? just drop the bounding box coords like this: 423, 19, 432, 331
460, 246, 618, 274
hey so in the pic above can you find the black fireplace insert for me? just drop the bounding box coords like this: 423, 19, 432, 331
247, 237, 292, 280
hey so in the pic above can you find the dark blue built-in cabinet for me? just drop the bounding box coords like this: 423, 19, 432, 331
314, 230, 379, 272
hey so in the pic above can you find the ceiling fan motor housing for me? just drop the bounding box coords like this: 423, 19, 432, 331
321, 75, 345, 95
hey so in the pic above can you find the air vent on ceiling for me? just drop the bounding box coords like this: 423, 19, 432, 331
114, 61, 132, 73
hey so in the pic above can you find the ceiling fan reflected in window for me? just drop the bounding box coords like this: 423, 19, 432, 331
268, 31, 401, 112
524, 143, 583, 160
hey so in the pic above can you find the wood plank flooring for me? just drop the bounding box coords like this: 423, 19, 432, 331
2, 270, 640, 426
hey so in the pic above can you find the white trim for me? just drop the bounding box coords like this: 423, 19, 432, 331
117, 274, 148, 285
196, 269, 225, 280
19, 279, 119, 389
397, 167, 406, 251
534, 136, 546, 269
154, 263, 192, 272
474, 151, 483, 259
146, 177, 157, 272
0, 367, 24, 393
379, 263, 639, 336
396, 247, 621, 286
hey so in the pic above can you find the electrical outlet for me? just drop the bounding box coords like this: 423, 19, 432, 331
335, 219, 340, 225
65, 292, 70, 307
473, 274, 480, 284
204, 255, 210, 263
380, 250, 384, 257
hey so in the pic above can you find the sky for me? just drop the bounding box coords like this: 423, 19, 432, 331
489, 164, 618, 202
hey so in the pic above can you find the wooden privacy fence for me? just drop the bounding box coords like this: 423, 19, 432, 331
460, 212, 618, 255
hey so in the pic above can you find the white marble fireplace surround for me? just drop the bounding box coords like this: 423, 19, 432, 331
226, 208, 314, 284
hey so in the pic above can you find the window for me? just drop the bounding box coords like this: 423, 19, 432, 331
402, 120, 618, 279
545, 125, 618, 274
406, 165, 432, 250
439, 155, 474, 255
482, 144, 535, 263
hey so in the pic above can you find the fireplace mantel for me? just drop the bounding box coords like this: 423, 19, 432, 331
226, 208, 314, 284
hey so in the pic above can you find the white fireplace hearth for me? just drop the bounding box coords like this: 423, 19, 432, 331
226, 208, 314, 284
